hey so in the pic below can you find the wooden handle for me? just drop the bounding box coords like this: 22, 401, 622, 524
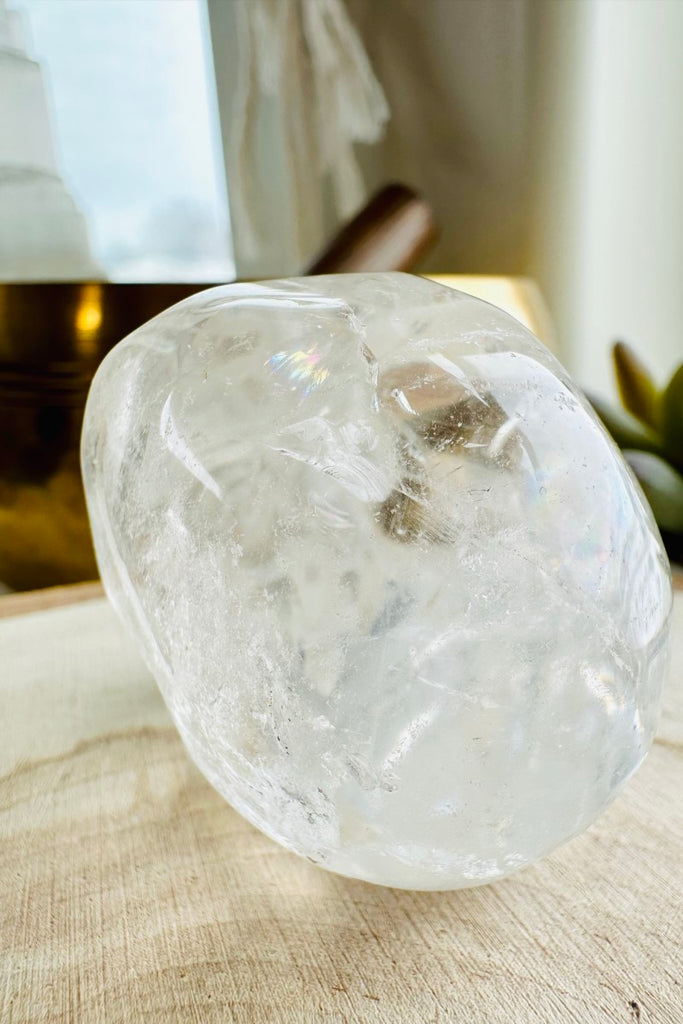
306, 183, 438, 275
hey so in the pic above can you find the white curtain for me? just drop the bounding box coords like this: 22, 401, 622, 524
208, 0, 389, 277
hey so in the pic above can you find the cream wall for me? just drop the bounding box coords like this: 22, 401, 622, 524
346, 0, 534, 276
529, 0, 683, 397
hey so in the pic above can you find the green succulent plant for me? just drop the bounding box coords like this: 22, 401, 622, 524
588, 342, 683, 561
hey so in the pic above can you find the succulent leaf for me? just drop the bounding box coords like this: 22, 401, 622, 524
587, 393, 662, 456
661, 363, 683, 473
613, 341, 661, 429
623, 449, 683, 533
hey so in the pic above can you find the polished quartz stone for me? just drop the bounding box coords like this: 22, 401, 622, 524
81, 273, 671, 890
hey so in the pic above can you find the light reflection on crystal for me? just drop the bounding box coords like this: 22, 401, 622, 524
268, 346, 330, 396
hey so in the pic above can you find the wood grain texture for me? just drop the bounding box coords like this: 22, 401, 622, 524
0, 580, 104, 619
1, 595, 681, 1024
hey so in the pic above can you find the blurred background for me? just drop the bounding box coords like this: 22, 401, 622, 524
2, 0, 683, 589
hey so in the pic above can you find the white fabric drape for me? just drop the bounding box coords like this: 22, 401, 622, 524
216, 0, 389, 275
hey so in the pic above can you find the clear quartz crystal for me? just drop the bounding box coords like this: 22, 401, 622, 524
82, 273, 671, 890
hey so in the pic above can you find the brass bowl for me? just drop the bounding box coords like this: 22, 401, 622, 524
0, 282, 217, 590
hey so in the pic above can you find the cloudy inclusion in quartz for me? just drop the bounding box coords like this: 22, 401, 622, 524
82, 273, 671, 890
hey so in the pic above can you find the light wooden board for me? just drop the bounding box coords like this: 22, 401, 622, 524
1, 590, 682, 1024
0, 580, 104, 620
